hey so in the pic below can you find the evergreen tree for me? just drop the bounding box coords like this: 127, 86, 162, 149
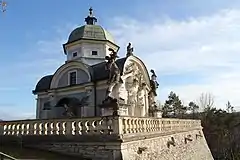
163, 91, 186, 118
188, 101, 199, 119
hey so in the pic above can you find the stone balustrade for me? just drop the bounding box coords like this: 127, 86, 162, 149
0, 116, 201, 137
120, 117, 201, 135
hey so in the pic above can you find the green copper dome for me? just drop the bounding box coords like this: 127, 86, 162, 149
67, 24, 115, 44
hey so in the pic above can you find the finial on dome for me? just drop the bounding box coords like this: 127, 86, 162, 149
89, 7, 93, 16
85, 7, 97, 25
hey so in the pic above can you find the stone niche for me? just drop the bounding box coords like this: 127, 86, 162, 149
121, 60, 149, 117
100, 59, 150, 117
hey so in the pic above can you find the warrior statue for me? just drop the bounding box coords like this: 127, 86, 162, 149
150, 69, 159, 96
149, 69, 160, 116
126, 43, 134, 57
105, 48, 122, 100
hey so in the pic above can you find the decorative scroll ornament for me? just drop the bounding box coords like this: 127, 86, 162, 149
0, 0, 7, 12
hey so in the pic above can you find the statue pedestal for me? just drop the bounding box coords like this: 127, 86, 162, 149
99, 97, 129, 116
153, 110, 162, 118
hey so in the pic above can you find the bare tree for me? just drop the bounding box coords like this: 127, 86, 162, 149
197, 93, 215, 112
226, 101, 235, 113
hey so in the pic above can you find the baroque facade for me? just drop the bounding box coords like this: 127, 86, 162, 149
33, 8, 160, 119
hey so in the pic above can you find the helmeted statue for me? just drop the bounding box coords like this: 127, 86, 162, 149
149, 69, 159, 96
148, 69, 160, 116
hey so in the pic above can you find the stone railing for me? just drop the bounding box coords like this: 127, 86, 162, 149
120, 117, 201, 135
0, 116, 201, 136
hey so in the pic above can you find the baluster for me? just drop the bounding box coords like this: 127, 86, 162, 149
78, 121, 83, 135
158, 119, 161, 132
3, 124, 6, 135
137, 119, 141, 133
59, 122, 65, 135
126, 119, 131, 134
55, 122, 60, 135
122, 118, 127, 134
132, 119, 136, 133
28, 122, 34, 135
25, 124, 30, 135
154, 120, 157, 132
140, 119, 144, 133
7, 124, 11, 135
87, 120, 95, 135
151, 120, 154, 132
94, 119, 101, 134
15, 124, 20, 135
82, 120, 89, 135
11, 124, 15, 135
45, 122, 51, 135
145, 120, 148, 132
91, 120, 98, 135
71, 121, 76, 135
129, 119, 133, 133
39, 123, 43, 135
98, 119, 104, 134
21, 123, 25, 135
65, 120, 72, 135
34, 123, 38, 135
49, 122, 54, 135
149, 120, 152, 132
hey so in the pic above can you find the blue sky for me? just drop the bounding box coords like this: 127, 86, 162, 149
1, 0, 240, 120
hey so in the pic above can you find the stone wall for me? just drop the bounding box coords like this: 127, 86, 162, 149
0, 117, 213, 160
121, 129, 213, 160
33, 142, 122, 160
26, 129, 213, 160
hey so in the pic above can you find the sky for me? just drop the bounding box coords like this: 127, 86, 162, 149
1, 0, 240, 120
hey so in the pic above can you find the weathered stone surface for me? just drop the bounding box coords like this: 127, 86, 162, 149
1, 117, 213, 160
121, 129, 213, 160
25, 129, 213, 160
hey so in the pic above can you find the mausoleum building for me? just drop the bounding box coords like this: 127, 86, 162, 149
33, 8, 160, 119
1, 8, 213, 160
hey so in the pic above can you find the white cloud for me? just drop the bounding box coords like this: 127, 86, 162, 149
109, 9, 240, 110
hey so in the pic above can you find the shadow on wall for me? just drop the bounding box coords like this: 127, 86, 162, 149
0, 145, 90, 160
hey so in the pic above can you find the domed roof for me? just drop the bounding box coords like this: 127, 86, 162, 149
66, 8, 115, 44
67, 24, 115, 44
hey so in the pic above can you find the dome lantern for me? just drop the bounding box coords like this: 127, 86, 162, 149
84, 7, 97, 25
62, 7, 120, 65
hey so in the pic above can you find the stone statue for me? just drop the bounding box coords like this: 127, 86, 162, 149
149, 69, 160, 117
56, 96, 90, 118
104, 48, 122, 100
63, 104, 75, 117
126, 43, 134, 57
149, 69, 159, 96
127, 79, 139, 116
137, 83, 147, 117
